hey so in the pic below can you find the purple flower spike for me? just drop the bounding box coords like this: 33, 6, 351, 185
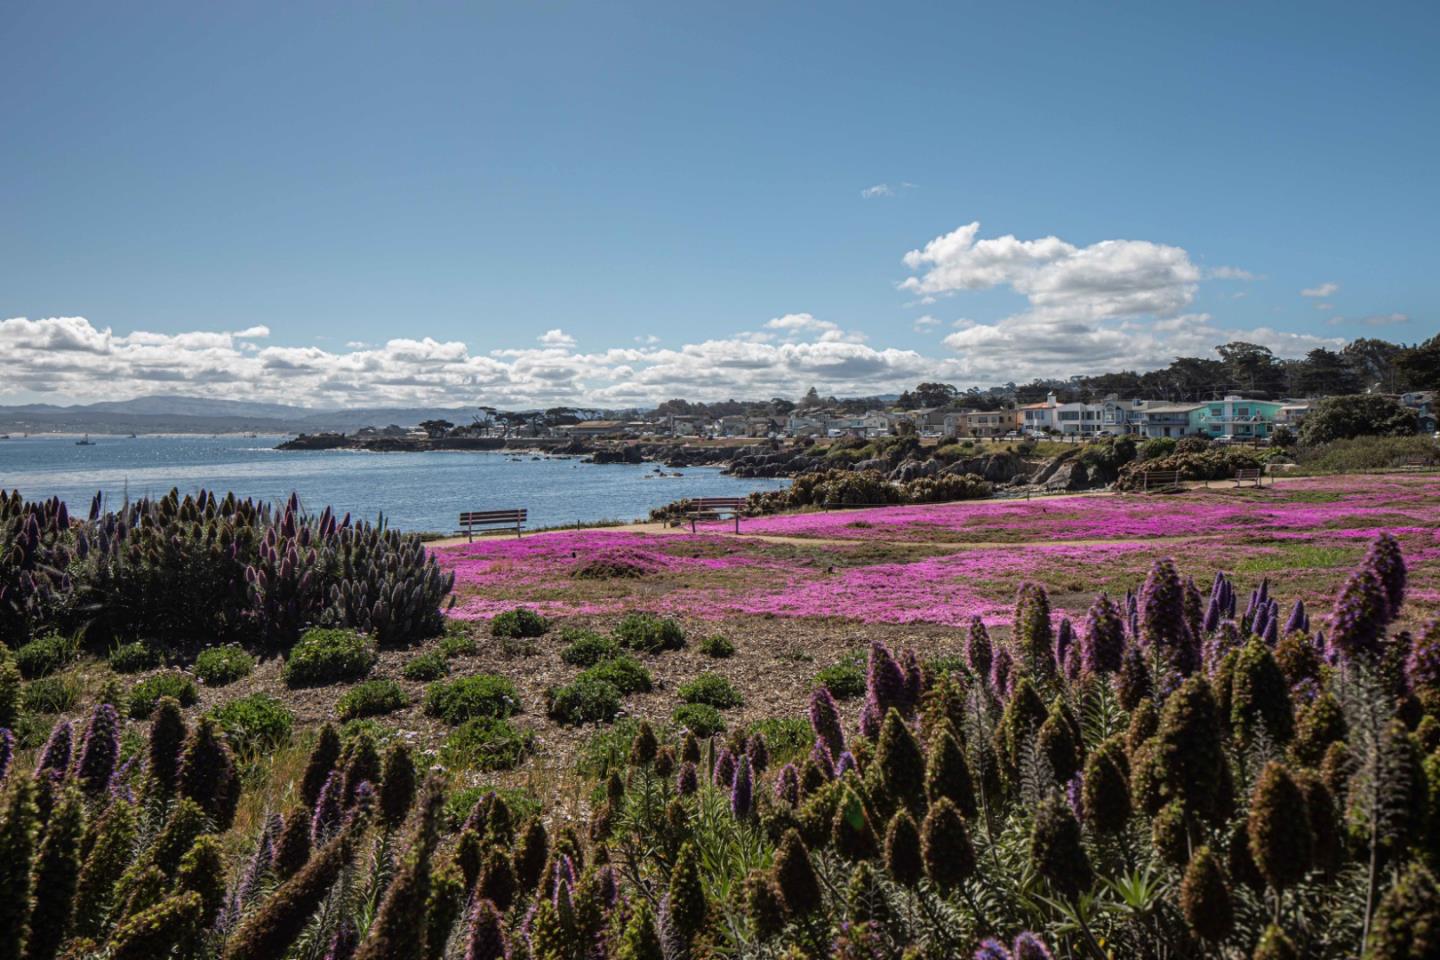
311, 770, 343, 846
1081, 593, 1125, 675
773, 763, 800, 805
966, 616, 993, 682
676, 761, 699, 796
808, 686, 845, 760
34, 720, 74, 777
1012, 932, 1055, 960
1329, 563, 1390, 663
730, 755, 753, 818
835, 751, 856, 778
975, 939, 1013, 960
713, 748, 736, 788
0, 729, 14, 784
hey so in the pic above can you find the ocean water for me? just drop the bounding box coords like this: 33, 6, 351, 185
0, 434, 788, 533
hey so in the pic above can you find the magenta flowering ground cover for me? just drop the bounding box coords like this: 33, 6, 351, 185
435, 474, 1440, 628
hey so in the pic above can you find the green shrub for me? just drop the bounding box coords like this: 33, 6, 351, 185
208, 694, 294, 755
23, 674, 81, 714
672, 703, 725, 738
15, 633, 77, 679
747, 717, 813, 766
560, 631, 621, 667
129, 671, 199, 719
546, 676, 623, 726
813, 654, 866, 700
108, 641, 162, 674
677, 673, 743, 709
581, 656, 652, 695
402, 652, 450, 682
490, 607, 549, 639
615, 613, 685, 653
699, 635, 735, 659
439, 717, 532, 771
340, 717, 399, 747
444, 786, 540, 831
283, 628, 376, 688
1139, 437, 1177, 461
424, 674, 520, 724
337, 680, 410, 720
576, 718, 663, 779
439, 630, 477, 658
193, 644, 255, 686
1295, 434, 1440, 473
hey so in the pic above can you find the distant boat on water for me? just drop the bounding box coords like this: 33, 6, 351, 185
75, 435, 95, 446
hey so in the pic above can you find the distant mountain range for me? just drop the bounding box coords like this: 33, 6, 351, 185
0, 395, 490, 435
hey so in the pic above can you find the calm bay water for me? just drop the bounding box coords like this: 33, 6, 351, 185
0, 435, 787, 533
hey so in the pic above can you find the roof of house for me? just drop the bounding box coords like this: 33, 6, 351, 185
1142, 403, 1206, 414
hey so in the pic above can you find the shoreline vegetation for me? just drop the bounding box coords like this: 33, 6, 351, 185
0, 467, 1438, 959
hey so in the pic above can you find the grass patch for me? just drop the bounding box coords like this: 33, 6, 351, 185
208, 694, 294, 755
672, 703, 725, 738
576, 718, 662, 779
337, 679, 410, 720
22, 674, 81, 715
698, 635, 735, 658
445, 785, 541, 831
747, 717, 812, 766
284, 628, 376, 688
108, 641, 162, 674
16, 633, 78, 679
1233, 544, 1355, 573
129, 671, 199, 718
677, 672, 743, 709
194, 644, 255, 686
439, 629, 477, 658
813, 653, 866, 700
580, 656, 652, 695
424, 674, 520, 724
439, 717, 532, 771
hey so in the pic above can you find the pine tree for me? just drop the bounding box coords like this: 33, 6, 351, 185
23, 787, 83, 960
921, 797, 976, 893
356, 775, 445, 960
1030, 792, 1092, 899
1180, 846, 1233, 942
772, 829, 822, 918
300, 723, 342, 809
107, 892, 202, 960
177, 718, 240, 831
379, 742, 417, 831
146, 697, 187, 798
1247, 761, 1313, 893
72, 798, 137, 939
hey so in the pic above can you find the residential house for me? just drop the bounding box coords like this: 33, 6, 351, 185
1196, 396, 1285, 440
1401, 391, 1436, 433
962, 410, 1009, 438
1136, 403, 1206, 438
786, 414, 826, 438
560, 420, 631, 439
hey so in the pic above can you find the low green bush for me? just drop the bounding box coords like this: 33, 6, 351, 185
439, 629, 477, 657
208, 694, 294, 755
698, 635, 735, 658
546, 676, 622, 726
747, 717, 813, 766
581, 656, 652, 695
129, 671, 199, 718
560, 631, 621, 667
108, 641, 162, 674
677, 672, 743, 709
337, 679, 410, 720
283, 628, 376, 688
1295, 434, 1440, 473
402, 651, 450, 681
16, 633, 77, 679
439, 717, 532, 771
672, 703, 725, 738
194, 644, 255, 686
614, 613, 685, 653
444, 785, 540, 831
813, 655, 866, 700
576, 717, 661, 779
490, 607, 549, 639
22, 674, 81, 715
424, 674, 520, 724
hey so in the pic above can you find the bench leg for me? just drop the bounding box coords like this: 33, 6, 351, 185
734, 514, 740, 534
466, 526, 473, 543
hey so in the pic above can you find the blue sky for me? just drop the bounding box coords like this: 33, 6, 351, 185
2, 1, 1436, 406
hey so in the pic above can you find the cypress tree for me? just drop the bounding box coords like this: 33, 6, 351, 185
920, 797, 976, 893
107, 892, 202, 960
831, 787, 879, 861
874, 709, 925, 816
1230, 640, 1294, 747
146, 697, 187, 799
1251, 925, 1298, 960
772, 829, 822, 918
23, 787, 83, 960
1082, 736, 1131, 835
1366, 862, 1440, 960
1247, 761, 1312, 893
356, 776, 445, 960
924, 723, 976, 818
379, 742, 417, 832
667, 842, 707, 943
513, 817, 549, 892
1030, 792, 1092, 899
1180, 845, 1233, 943
744, 870, 786, 939
300, 723, 342, 809
883, 811, 923, 887
72, 798, 137, 939
177, 718, 240, 831
464, 899, 509, 960
223, 822, 361, 960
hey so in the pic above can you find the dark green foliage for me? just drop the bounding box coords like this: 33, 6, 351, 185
341, 730, 383, 802
1299, 393, 1419, 444
1037, 699, 1082, 785
1180, 846, 1234, 942
547, 676, 622, 726
439, 717, 531, 771
75, 703, 121, 797
1001, 677, 1049, 774
814, 655, 867, 700
207, 693, 294, 755
1030, 792, 1093, 899
699, 634, 735, 658
679, 671, 742, 708
271, 807, 311, 880
301, 723, 342, 809
875, 708, 926, 816
1231, 640, 1295, 746
337, 679, 409, 720
1248, 761, 1313, 891
15, 634, 76, 680
1253, 924, 1299, 960
831, 787, 880, 860
22, 674, 80, 715
921, 797, 975, 892
0, 786, 40, 960
148, 799, 207, 879
772, 829, 822, 917
490, 606, 549, 639
146, 697, 187, 798
175, 835, 226, 927
355, 776, 444, 960
438, 628, 476, 658
1154, 675, 1227, 824
1125, 698, 1160, 757
223, 823, 361, 960
127, 671, 198, 719
616, 898, 664, 960
23, 788, 82, 960
284, 628, 377, 687
423, 674, 520, 724
1296, 770, 1343, 875
1151, 800, 1192, 867
380, 742, 418, 831
477, 851, 517, 912
177, 717, 241, 830
0, 657, 19, 730
1292, 693, 1347, 767
107, 892, 202, 960
582, 656, 653, 694
1366, 862, 1440, 960
614, 613, 685, 652
560, 632, 621, 667
744, 869, 787, 939
884, 810, 923, 886
402, 651, 450, 681
1116, 645, 1152, 710
107, 641, 161, 674
73, 799, 138, 939
668, 842, 707, 942
924, 723, 977, 818
1081, 737, 1130, 837
514, 817, 549, 892
424, 860, 465, 960
672, 703, 726, 738
192, 643, 254, 686
1014, 583, 1056, 680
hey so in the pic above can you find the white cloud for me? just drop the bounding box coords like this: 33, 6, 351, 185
1301, 282, 1339, 297
860, 184, 894, 199
913, 315, 941, 332
1361, 313, 1409, 327
1315, 302, 1334, 311
1207, 266, 1258, 280
634, 334, 660, 345
538, 328, 576, 348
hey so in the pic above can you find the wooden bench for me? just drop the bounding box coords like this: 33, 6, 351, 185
1140, 469, 1181, 491
1403, 456, 1432, 471
1234, 468, 1265, 488
684, 497, 745, 533
458, 509, 527, 541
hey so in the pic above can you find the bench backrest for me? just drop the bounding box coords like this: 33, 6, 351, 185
1143, 470, 1180, 483
1235, 468, 1262, 478
460, 509, 527, 526
689, 497, 745, 509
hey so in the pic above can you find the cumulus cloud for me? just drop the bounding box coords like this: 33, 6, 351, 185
1207, 266, 1258, 280
860, 184, 894, 199
913, 315, 941, 332
1302, 282, 1339, 297
537, 328, 577, 348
